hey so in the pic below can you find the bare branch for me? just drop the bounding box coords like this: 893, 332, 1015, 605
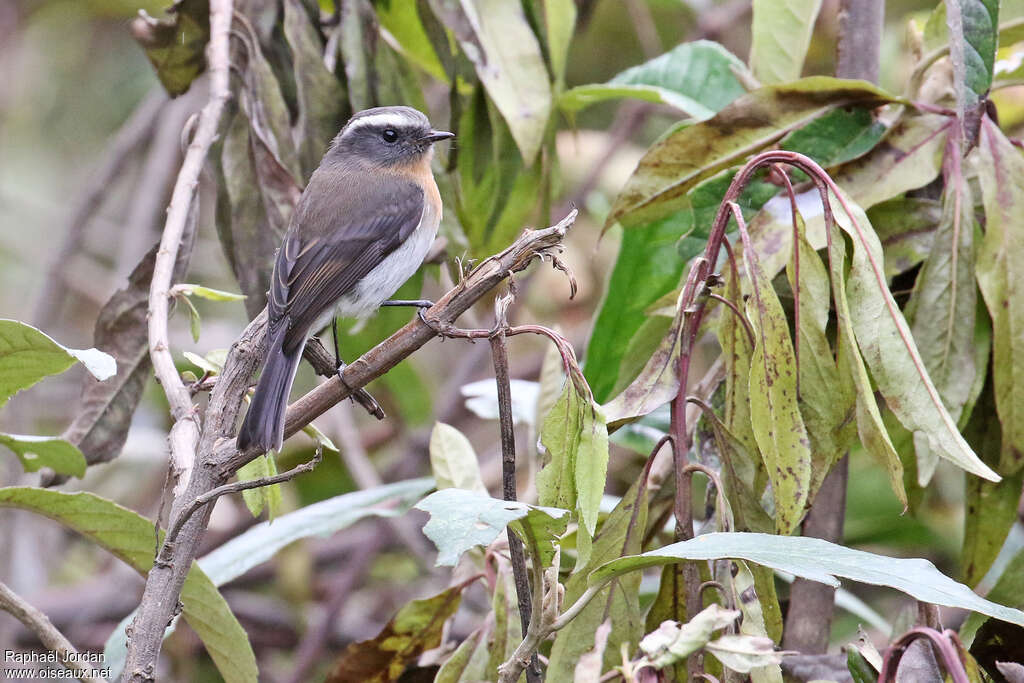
0, 581, 105, 683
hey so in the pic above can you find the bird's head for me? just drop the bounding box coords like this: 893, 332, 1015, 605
329, 106, 454, 169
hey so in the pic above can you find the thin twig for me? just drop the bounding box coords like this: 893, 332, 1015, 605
165, 445, 322, 546
489, 296, 542, 683
0, 580, 105, 683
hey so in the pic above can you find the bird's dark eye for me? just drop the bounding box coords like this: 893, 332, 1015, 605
382, 129, 398, 143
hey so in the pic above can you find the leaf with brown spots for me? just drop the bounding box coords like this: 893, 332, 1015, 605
605, 77, 896, 230
738, 220, 811, 536
327, 580, 472, 683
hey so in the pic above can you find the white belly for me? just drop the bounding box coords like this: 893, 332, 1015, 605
332, 201, 439, 320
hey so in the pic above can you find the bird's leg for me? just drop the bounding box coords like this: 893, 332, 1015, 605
303, 321, 385, 420
380, 299, 435, 308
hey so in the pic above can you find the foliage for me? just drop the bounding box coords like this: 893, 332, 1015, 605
5, 1, 1024, 682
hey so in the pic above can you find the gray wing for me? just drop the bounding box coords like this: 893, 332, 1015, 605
268, 168, 426, 354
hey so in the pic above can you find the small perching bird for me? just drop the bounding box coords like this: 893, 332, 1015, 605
236, 106, 454, 453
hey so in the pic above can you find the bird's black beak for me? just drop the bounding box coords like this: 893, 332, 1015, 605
423, 130, 455, 143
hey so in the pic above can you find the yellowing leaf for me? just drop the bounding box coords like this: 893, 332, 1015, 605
741, 229, 812, 535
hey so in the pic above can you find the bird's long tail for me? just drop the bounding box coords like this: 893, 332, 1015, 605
237, 322, 302, 453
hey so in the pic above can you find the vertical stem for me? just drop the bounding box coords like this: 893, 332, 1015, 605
490, 329, 542, 683
784, 0, 882, 654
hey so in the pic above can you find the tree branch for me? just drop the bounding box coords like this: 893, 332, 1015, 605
0, 580, 105, 683
122, 210, 577, 680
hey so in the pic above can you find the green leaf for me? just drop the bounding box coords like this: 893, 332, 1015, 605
376, 0, 448, 82
415, 488, 569, 566
181, 294, 201, 343
945, 0, 998, 134
742, 227, 812, 535
0, 434, 87, 478
560, 41, 749, 120
327, 581, 470, 683
0, 488, 256, 683
960, 377, 1022, 587
544, 0, 576, 86
831, 189, 998, 482
961, 547, 1024, 646
847, 646, 880, 683
973, 121, 1024, 475
130, 0, 209, 96
780, 106, 887, 167
537, 381, 610, 535
429, 422, 487, 494
547, 457, 650, 679
428, 0, 551, 163
0, 319, 116, 408
435, 625, 491, 682
606, 77, 896, 230
749, 0, 823, 84
175, 284, 246, 301
868, 197, 942, 278
237, 454, 282, 519
590, 532, 1024, 628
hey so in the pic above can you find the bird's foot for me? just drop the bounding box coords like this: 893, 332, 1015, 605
335, 360, 386, 420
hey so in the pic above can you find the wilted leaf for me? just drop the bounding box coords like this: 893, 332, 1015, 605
0, 434, 86, 478
905, 145, 979, 482
591, 532, 1024, 629
537, 380, 609, 536
749, 0, 822, 84
339, 0, 377, 113
0, 320, 115, 408
216, 108, 279, 316
869, 197, 941, 278
130, 0, 209, 96
706, 634, 786, 674
573, 620, 611, 682
741, 227, 812, 535
60, 220, 196, 473
961, 548, 1024, 647
415, 488, 569, 566
428, 0, 551, 163
429, 422, 487, 493
973, 120, 1024, 474
486, 564, 524, 676
561, 41, 750, 119
786, 210, 856, 499
606, 78, 895, 229
327, 581, 471, 683
831, 189, 997, 481
640, 605, 740, 668
283, 0, 347, 177
0, 488, 256, 683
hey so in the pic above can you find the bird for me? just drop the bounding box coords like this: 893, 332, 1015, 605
236, 106, 454, 453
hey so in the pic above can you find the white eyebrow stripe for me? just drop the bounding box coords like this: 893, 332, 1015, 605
341, 112, 420, 137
